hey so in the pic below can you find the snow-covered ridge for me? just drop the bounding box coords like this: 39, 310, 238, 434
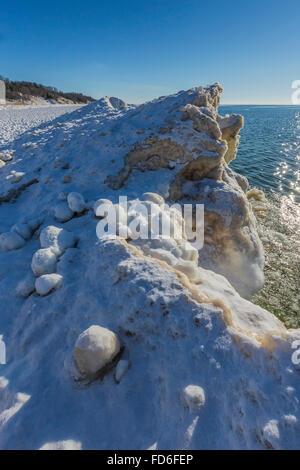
0, 85, 299, 449
0, 104, 81, 148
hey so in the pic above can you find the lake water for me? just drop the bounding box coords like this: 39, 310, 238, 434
220, 105, 300, 327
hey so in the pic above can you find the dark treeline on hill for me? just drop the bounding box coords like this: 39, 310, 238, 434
0, 76, 96, 104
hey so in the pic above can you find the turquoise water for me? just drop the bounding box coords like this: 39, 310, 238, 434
220, 105, 300, 327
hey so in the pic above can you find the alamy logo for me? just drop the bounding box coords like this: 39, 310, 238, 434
291, 80, 300, 105
291, 340, 300, 366
96, 196, 204, 249
0, 337, 6, 365
0, 80, 5, 105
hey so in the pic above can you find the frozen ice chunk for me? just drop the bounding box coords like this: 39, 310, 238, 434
53, 202, 74, 222
67, 192, 86, 213
40, 225, 75, 256
31, 248, 57, 276
181, 385, 206, 413
73, 325, 120, 378
262, 420, 280, 449
35, 274, 62, 296
175, 260, 201, 282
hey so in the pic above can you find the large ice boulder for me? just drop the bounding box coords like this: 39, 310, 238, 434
31, 248, 57, 276
40, 225, 75, 256
35, 274, 62, 296
104, 84, 262, 297
73, 325, 121, 378
67, 192, 86, 213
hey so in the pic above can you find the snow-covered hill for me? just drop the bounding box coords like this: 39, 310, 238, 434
2, 79, 95, 106
0, 85, 299, 450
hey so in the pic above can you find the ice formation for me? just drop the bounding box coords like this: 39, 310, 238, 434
0, 85, 299, 449
103, 84, 261, 297
52, 201, 74, 222
31, 248, 57, 276
40, 225, 76, 256
35, 273, 62, 296
73, 325, 121, 378
181, 385, 206, 413
67, 192, 86, 213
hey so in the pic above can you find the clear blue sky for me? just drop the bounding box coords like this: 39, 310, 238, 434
1, 0, 299, 104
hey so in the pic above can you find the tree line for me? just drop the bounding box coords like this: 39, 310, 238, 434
0, 76, 95, 104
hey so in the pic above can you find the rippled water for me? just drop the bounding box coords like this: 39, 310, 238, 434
220, 105, 300, 327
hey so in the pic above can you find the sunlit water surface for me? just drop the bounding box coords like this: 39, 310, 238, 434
220, 105, 300, 327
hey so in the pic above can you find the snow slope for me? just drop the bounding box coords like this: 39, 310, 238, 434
0, 105, 81, 148
0, 88, 299, 450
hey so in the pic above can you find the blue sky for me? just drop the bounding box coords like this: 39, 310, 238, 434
0, 0, 299, 104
